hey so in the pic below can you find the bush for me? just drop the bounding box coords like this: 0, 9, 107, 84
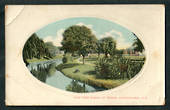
66, 80, 87, 92
62, 55, 73, 64
95, 56, 144, 80
95, 58, 112, 79
62, 56, 68, 63
127, 61, 144, 78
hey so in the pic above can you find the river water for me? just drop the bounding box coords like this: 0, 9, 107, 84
27, 59, 105, 93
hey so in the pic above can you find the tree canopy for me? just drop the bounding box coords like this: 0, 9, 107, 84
45, 42, 60, 57
132, 33, 144, 52
99, 37, 117, 57
23, 33, 52, 63
61, 25, 97, 64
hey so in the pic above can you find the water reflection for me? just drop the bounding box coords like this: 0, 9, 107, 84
30, 63, 56, 82
66, 80, 88, 93
27, 59, 105, 92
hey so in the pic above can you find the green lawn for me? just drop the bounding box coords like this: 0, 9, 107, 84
26, 58, 51, 63
56, 62, 128, 89
79, 57, 97, 66
123, 55, 145, 60
26, 54, 63, 63
56, 54, 144, 89
53, 54, 64, 59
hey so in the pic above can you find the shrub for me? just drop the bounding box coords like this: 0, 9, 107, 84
95, 58, 112, 79
95, 56, 144, 80
62, 55, 74, 64
62, 56, 68, 63
127, 61, 144, 78
66, 80, 88, 92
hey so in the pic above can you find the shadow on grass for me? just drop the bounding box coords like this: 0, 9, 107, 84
85, 58, 98, 61
94, 75, 110, 80
56, 63, 80, 70
83, 70, 96, 75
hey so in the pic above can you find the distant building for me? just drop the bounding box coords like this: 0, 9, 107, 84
123, 50, 128, 54
56, 50, 64, 54
123, 48, 141, 56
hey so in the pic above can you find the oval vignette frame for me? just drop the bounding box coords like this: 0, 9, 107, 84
22, 17, 146, 93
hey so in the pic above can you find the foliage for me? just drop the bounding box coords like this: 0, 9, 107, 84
45, 42, 60, 57
95, 56, 145, 79
123, 55, 145, 61
56, 62, 128, 89
23, 33, 52, 64
66, 80, 87, 92
30, 63, 56, 82
95, 40, 103, 57
62, 55, 74, 64
132, 33, 144, 52
61, 25, 97, 64
62, 56, 68, 63
99, 37, 117, 57
115, 49, 124, 55
95, 58, 112, 79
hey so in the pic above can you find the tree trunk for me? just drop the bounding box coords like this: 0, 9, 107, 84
105, 53, 108, 58
64, 50, 67, 55
98, 53, 100, 58
127, 72, 131, 79
123, 72, 126, 79
83, 55, 85, 64
127, 68, 131, 79
83, 83, 86, 92
71, 51, 75, 56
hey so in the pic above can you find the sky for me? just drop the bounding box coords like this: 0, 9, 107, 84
36, 17, 137, 49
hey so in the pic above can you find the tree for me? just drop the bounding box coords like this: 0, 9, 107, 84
96, 40, 103, 58
23, 33, 52, 64
45, 42, 59, 57
66, 80, 87, 92
115, 49, 124, 55
61, 25, 97, 64
100, 37, 117, 57
132, 33, 144, 53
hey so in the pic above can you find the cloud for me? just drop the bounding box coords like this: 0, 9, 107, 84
76, 22, 93, 29
43, 29, 64, 47
116, 35, 132, 49
99, 29, 121, 38
76, 22, 96, 34
43, 27, 132, 49
99, 29, 132, 49
43, 23, 96, 47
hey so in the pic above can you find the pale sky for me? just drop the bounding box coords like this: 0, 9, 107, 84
36, 17, 137, 49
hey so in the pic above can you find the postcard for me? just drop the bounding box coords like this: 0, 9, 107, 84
5, 5, 165, 105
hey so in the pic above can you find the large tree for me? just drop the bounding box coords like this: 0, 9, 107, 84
132, 33, 144, 53
61, 25, 97, 64
100, 37, 117, 57
45, 42, 59, 57
95, 40, 103, 58
23, 33, 52, 64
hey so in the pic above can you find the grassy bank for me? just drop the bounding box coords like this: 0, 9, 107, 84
26, 54, 63, 63
56, 62, 128, 89
123, 55, 145, 60
26, 58, 51, 63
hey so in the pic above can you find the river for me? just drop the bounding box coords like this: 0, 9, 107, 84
27, 59, 105, 93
